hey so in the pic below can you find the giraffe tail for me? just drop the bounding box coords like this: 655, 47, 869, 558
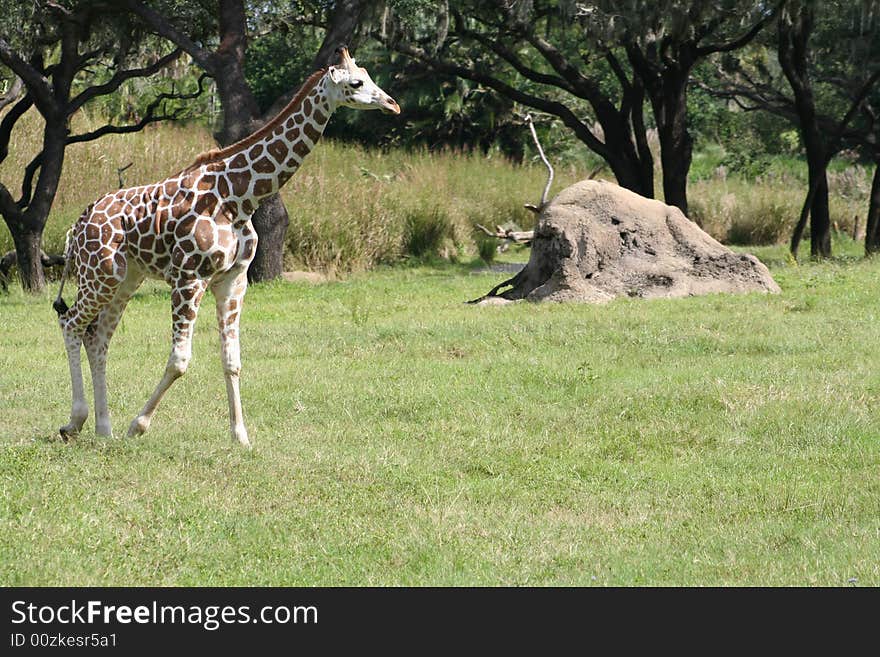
53, 225, 75, 317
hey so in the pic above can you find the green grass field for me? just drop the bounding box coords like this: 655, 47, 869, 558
1, 242, 878, 586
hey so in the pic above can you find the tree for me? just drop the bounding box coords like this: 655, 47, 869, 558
713, 0, 880, 259
855, 86, 880, 254
122, 0, 375, 283
611, 0, 781, 215
0, 0, 194, 291
379, 0, 777, 216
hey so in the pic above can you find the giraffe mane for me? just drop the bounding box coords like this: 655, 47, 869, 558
183, 68, 328, 172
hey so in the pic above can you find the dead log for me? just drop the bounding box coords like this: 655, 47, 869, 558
0, 250, 65, 293
474, 223, 533, 244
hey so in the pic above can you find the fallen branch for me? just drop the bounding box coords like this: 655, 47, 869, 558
474, 223, 533, 244
0, 249, 65, 292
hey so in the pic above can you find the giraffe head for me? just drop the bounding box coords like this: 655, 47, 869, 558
326, 46, 401, 115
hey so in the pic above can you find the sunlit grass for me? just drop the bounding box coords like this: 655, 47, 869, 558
1, 249, 878, 586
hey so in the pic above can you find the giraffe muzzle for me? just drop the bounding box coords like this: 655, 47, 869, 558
380, 97, 401, 115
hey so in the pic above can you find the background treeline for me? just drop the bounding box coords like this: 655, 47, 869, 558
0, 0, 878, 292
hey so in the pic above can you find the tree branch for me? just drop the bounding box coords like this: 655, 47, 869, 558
605, 51, 633, 94
0, 37, 55, 113
0, 181, 20, 222
695, 3, 783, 56
17, 152, 44, 209
68, 48, 183, 114
0, 93, 33, 164
524, 113, 553, 211
450, 12, 577, 94
67, 73, 209, 146
119, 0, 216, 74
520, 30, 607, 106
380, 35, 610, 158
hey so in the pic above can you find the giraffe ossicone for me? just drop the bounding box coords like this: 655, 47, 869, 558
54, 48, 399, 448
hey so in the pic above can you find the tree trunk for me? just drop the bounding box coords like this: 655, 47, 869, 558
808, 157, 831, 258
248, 195, 289, 283
657, 103, 692, 217
629, 80, 656, 202
603, 151, 653, 200
309, 0, 371, 70
2, 119, 69, 293
213, 0, 287, 283
779, 6, 831, 259
11, 227, 45, 292
866, 163, 880, 255
648, 65, 692, 217
598, 118, 653, 199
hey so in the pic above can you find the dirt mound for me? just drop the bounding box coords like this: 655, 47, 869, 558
475, 180, 780, 303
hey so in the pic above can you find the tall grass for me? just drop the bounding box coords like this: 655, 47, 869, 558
0, 109, 215, 255
0, 107, 873, 271
690, 169, 870, 246
279, 141, 577, 273
0, 109, 581, 273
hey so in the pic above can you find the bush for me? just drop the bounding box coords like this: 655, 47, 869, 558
475, 234, 499, 262
690, 180, 799, 245
403, 204, 453, 258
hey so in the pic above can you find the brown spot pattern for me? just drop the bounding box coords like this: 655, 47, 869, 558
253, 157, 275, 174
267, 140, 287, 163
228, 170, 250, 197
194, 193, 218, 216
303, 123, 321, 143
253, 178, 273, 197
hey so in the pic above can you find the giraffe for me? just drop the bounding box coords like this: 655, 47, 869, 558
53, 47, 400, 448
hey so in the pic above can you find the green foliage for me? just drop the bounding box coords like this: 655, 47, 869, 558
245, 28, 323, 114
719, 132, 774, 180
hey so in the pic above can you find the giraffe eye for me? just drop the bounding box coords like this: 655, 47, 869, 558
350, 80, 363, 89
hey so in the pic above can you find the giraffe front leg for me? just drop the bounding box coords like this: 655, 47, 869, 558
128, 278, 206, 438
213, 272, 250, 448
84, 331, 111, 437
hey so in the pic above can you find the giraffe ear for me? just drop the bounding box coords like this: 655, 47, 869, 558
328, 66, 346, 84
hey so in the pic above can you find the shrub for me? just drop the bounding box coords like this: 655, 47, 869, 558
690, 180, 799, 245
476, 234, 499, 262
403, 204, 453, 258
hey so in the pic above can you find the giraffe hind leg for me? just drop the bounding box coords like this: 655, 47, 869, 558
58, 241, 125, 439
82, 268, 145, 437
59, 297, 110, 440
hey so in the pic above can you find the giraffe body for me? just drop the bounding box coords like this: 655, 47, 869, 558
56, 49, 399, 446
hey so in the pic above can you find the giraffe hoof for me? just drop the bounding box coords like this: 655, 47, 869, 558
127, 416, 150, 437
59, 425, 78, 442
232, 427, 251, 449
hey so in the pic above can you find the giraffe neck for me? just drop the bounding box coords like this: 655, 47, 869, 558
220, 74, 336, 207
